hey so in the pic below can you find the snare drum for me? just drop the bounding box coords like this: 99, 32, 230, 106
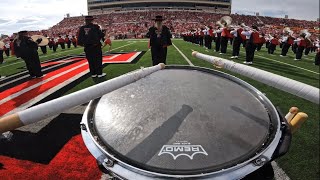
81, 66, 290, 179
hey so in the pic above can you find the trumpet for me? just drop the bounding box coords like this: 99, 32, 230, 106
31, 35, 49, 46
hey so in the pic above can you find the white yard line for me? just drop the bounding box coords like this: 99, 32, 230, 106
1, 42, 137, 69
238, 51, 319, 75
272, 161, 291, 180
172, 43, 194, 66
5, 70, 89, 116
0, 48, 82, 69
110, 42, 136, 52
255, 54, 319, 75
0, 62, 87, 106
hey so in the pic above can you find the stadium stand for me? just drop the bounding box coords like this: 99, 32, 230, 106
19, 11, 319, 40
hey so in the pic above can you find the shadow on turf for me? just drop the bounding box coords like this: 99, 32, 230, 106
0, 113, 82, 164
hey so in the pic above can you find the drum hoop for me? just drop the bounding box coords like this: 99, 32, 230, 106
84, 65, 281, 178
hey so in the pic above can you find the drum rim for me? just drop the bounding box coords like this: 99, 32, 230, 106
84, 65, 281, 178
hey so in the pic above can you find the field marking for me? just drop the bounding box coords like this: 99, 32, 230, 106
272, 161, 291, 180
0, 62, 87, 106
110, 42, 136, 52
0, 48, 82, 69
0, 42, 137, 70
5, 70, 89, 116
172, 43, 194, 66
236, 51, 319, 75
255, 54, 319, 75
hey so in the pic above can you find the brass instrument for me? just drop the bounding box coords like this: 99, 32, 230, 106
283, 27, 293, 36
0, 41, 4, 49
216, 16, 232, 28
300, 29, 312, 42
31, 35, 49, 46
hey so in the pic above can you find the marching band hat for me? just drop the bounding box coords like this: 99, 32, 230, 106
252, 25, 259, 31
18, 30, 28, 34
85, 16, 95, 20
152, 15, 165, 22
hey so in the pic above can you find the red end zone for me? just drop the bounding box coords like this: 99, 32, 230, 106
0, 51, 145, 179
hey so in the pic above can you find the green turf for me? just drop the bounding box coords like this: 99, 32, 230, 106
0, 39, 318, 180
172, 40, 319, 180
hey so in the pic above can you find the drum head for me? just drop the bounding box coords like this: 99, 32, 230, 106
88, 66, 278, 175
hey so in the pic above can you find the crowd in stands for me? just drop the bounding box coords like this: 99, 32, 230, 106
6, 11, 320, 40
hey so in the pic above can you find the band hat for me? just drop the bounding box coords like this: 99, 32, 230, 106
152, 15, 165, 21
18, 30, 28, 34
85, 16, 95, 20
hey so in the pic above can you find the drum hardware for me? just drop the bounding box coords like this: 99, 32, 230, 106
253, 156, 268, 166
80, 123, 87, 131
103, 159, 115, 168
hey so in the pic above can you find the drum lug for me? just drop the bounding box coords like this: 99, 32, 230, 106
253, 156, 268, 166
80, 123, 87, 132
103, 158, 114, 167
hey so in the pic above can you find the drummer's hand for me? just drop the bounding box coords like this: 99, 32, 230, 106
36, 38, 42, 44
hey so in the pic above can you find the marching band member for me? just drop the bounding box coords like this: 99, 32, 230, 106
214, 26, 222, 52
280, 32, 295, 57
71, 35, 77, 48
220, 24, 231, 54
230, 24, 243, 59
102, 34, 112, 52
40, 45, 47, 54
239, 23, 247, 47
0, 43, 4, 64
265, 35, 271, 49
57, 35, 65, 49
256, 34, 266, 51
294, 34, 307, 60
199, 28, 204, 47
146, 15, 172, 66
268, 35, 279, 54
50, 38, 58, 52
65, 35, 72, 49
315, 40, 319, 65
304, 39, 312, 56
4, 39, 10, 57
204, 26, 210, 49
241, 25, 260, 64
208, 26, 214, 50
13, 30, 44, 78
78, 15, 106, 78
40, 36, 47, 54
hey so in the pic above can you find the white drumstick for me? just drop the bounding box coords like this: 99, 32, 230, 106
0, 63, 165, 134
192, 51, 320, 104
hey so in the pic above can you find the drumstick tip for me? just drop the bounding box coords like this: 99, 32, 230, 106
192, 51, 198, 57
289, 107, 299, 114
159, 63, 166, 69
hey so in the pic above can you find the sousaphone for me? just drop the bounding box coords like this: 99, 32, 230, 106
283, 27, 293, 36
216, 16, 232, 28
31, 35, 49, 46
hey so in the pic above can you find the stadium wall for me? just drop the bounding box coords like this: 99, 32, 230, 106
87, 0, 232, 15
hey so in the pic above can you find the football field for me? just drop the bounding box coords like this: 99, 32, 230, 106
0, 39, 319, 180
